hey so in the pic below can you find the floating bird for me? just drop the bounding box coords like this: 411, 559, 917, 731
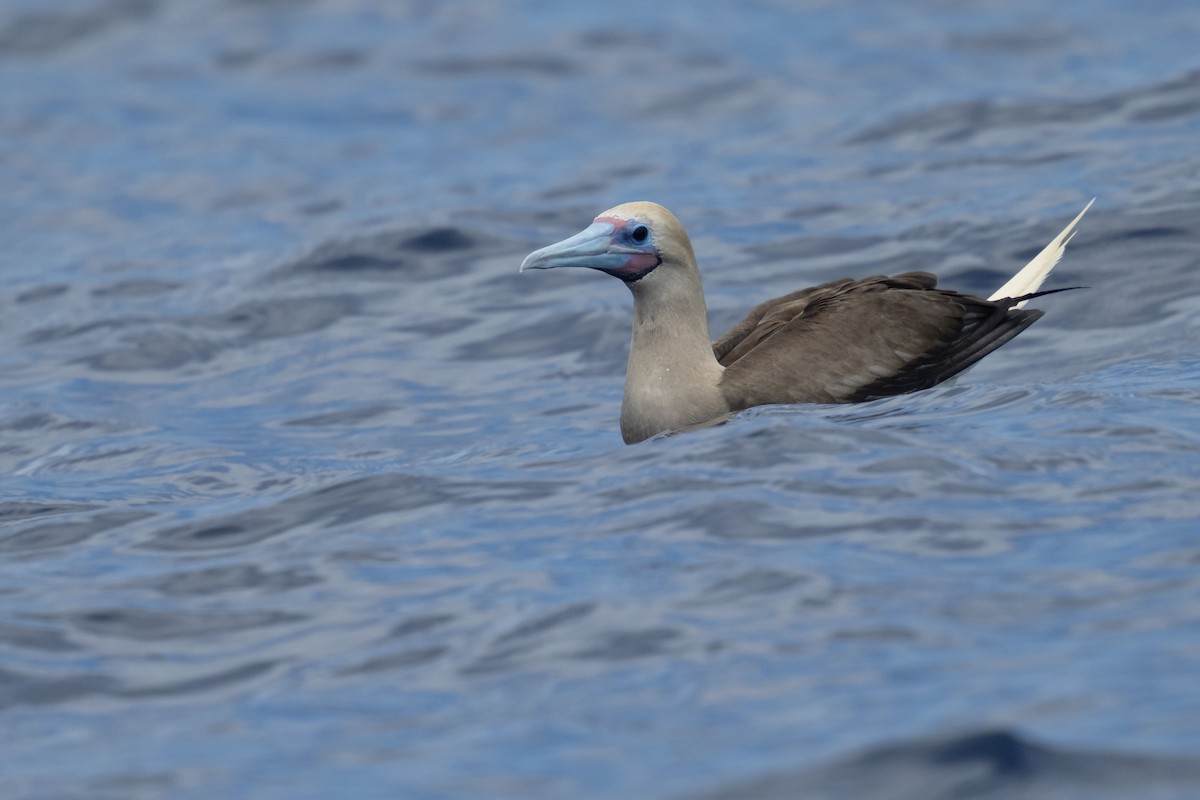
521, 200, 1092, 444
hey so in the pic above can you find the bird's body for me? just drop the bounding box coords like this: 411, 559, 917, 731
522, 201, 1092, 444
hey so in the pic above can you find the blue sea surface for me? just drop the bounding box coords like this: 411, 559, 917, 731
2, 2, 1200, 798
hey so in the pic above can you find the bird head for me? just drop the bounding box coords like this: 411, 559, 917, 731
520, 202, 694, 284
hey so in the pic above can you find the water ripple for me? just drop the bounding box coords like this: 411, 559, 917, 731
3, 1, 1200, 798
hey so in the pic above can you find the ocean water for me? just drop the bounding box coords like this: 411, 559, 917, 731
2, 1, 1200, 798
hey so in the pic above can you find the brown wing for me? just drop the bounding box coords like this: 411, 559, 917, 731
713, 273, 939, 366
712, 277, 857, 363
716, 272, 1043, 410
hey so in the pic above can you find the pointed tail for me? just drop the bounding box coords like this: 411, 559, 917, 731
989, 199, 1094, 309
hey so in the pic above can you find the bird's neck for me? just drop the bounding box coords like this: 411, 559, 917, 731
619, 267, 726, 444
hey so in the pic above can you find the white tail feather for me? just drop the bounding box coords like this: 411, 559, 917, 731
989, 199, 1094, 309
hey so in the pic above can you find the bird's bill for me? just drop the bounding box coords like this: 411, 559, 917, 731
521, 221, 634, 272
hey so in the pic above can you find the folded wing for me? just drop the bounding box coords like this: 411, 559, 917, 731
715, 272, 1043, 410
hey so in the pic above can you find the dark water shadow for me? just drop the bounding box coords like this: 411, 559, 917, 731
0, 0, 159, 58
137, 471, 564, 552
847, 69, 1200, 146
684, 728, 1200, 800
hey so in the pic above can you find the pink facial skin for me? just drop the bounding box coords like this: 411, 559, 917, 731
594, 216, 660, 281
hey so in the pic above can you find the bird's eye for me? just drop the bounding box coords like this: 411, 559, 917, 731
631, 225, 649, 243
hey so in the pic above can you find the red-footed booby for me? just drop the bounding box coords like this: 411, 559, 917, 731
521, 200, 1092, 444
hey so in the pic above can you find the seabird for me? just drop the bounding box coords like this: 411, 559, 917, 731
522, 200, 1092, 444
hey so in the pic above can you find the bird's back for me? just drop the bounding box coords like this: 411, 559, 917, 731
715, 272, 1044, 410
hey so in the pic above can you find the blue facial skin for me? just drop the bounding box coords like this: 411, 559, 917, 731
520, 219, 661, 283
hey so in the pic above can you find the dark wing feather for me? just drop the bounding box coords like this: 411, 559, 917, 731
716, 272, 1043, 410
713, 273, 938, 365
845, 299, 1041, 401
713, 279, 849, 363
